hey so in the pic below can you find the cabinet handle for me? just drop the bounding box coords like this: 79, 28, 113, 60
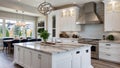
38, 54, 41, 59
76, 51, 80, 54
106, 44, 111, 46
18, 48, 20, 51
106, 47, 110, 49
106, 54, 111, 56
86, 50, 89, 53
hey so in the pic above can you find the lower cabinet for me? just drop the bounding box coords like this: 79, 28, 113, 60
24, 49, 32, 68
99, 42, 120, 63
14, 46, 92, 68
72, 47, 91, 68
72, 49, 82, 68
52, 52, 72, 68
14, 46, 24, 66
81, 47, 91, 68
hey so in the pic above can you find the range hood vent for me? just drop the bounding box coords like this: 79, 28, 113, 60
78, 2, 104, 24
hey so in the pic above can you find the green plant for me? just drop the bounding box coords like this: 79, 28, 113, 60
40, 30, 49, 43
38, 28, 44, 33
6, 29, 9, 37
106, 35, 114, 41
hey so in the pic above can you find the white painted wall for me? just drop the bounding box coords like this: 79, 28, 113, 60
0, 11, 37, 21
0, 11, 37, 38
79, 24, 107, 39
0, 0, 39, 14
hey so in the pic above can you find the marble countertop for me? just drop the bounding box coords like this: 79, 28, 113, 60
13, 42, 91, 55
99, 40, 120, 44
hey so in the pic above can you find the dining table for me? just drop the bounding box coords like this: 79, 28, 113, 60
3, 40, 13, 53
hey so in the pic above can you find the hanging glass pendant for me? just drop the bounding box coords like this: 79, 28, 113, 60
37, 1, 54, 15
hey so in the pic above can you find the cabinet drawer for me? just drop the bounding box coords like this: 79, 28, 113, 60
99, 43, 120, 48
99, 52, 120, 63
99, 46, 120, 54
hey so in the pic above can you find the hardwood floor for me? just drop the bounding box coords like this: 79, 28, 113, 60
0, 51, 23, 68
92, 59, 120, 68
0, 51, 120, 68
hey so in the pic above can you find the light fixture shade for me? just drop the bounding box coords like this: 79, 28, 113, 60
37, 1, 54, 15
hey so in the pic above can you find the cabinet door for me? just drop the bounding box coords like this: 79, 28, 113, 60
53, 52, 72, 68
24, 49, 32, 68
81, 47, 91, 68
19, 47, 24, 66
72, 50, 82, 68
31, 51, 51, 68
112, 13, 120, 31
14, 46, 19, 63
105, 13, 113, 31
31, 51, 41, 68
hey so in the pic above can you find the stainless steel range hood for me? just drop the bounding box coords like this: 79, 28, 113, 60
77, 2, 104, 24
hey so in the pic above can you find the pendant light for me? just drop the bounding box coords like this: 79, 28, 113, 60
37, 0, 54, 30
15, 10, 26, 27
37, 0, 54, 15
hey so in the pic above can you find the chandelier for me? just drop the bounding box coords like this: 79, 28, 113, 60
15, 10, 26, 27
37, 1, 54, 15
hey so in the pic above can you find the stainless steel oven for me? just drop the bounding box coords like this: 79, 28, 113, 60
91, 44, 99, 59
78, 38, 99, 59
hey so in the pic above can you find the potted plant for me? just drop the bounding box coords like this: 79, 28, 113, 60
106, 34, 114, 41
38, 30, 49, 43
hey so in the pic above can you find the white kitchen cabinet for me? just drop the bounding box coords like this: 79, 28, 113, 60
31, 51, 41, 68
81, 47, 91, 68
52, 52, 72, 68
14, 46, 19, 64
31, 51, 51, 68
24, 48, 32, 68
105, 12, 120, 31
14, 46, 24, 66
48, 10, 61, 38
48, 7, 81, 38
72, 49, 82, 68
14, 45, 92, 68
99, 42, 120, 63
60, 7, 81, 31
104, 1, 120, 31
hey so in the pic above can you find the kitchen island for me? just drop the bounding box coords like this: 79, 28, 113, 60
13, 42, 93, 68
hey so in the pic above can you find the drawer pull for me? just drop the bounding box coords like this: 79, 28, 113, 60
38, 54, 41, 59
106, 44, 111, 46
86, 50, 89, 53
106, 54, 111, 56
76, 51, 80, 54
106, 47, 110, 49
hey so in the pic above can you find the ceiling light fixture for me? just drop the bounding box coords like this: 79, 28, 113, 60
37, 0, 54, 30
16, 10, 26, 27
37, 1, 54, 15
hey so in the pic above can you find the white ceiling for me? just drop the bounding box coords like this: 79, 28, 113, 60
0, 0, 101, 17
8, 0, 101, 7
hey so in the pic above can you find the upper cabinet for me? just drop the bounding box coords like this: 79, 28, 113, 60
48, 10, 61, 38
105, 0, 120, 31
60, 7, 81, 31
48, 6, 81, 38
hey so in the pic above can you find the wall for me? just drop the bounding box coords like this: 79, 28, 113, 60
79, 24, 107, 39
0, 11, 37, 21
0, 0, 39, 14
0, 11, 37, 38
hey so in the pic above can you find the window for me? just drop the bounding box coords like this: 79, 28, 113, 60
5, 19, 35, 38
37, 21, 45, 38
52, 16, 56, 37
25, 22, 35, 37
5, 20, 16, 37
0, 19, 3, 38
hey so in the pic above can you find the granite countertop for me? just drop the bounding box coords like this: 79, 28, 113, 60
13, 42, 91, 55
99, 40, 120, 44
